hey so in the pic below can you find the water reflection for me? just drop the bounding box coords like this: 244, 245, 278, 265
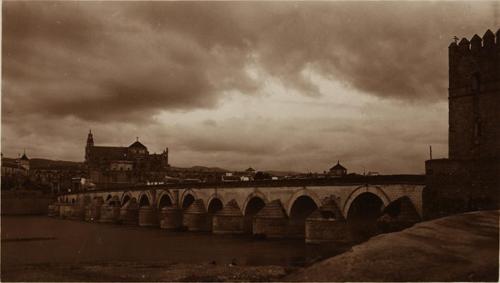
1, 216, 352, 267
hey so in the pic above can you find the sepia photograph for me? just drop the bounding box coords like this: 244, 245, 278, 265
1, 1, 499, 282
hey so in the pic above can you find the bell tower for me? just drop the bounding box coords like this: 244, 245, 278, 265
85, 129, 94, 162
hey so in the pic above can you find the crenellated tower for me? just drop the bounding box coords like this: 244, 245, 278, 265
424, 29, 499, 219
448, 29, 500, 161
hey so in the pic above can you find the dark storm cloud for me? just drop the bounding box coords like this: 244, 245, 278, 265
122, 1, 495, 100
3, 1, 495, 123
2, 1, 257, 122
1, 1, 494, 172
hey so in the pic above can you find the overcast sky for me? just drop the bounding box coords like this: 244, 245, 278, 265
2, 1, 498, 173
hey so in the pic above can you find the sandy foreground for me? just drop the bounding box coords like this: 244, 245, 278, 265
286, 210, 499, 282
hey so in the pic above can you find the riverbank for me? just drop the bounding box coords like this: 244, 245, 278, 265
286, 210, 499, 282
2, 261, 295, 282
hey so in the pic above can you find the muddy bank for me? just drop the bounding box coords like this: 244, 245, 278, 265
1, 261, 295, 282
286, 210, 499, 282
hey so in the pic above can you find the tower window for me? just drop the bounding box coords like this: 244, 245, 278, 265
474, 121, 481, 137
471, 73, 480, 93
474, 120, 482, 145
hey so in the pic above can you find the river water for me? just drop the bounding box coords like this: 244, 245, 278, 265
1, 216, 351, 268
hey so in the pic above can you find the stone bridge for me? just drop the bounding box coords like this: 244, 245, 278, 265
58, 176, 425, 240
61, 183, 424, 219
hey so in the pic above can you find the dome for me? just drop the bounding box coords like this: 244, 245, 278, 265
129, 140, 147, 149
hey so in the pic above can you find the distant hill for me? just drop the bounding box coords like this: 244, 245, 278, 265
2, 157, 83, 170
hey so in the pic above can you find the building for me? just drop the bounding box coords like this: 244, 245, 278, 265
329, 161, 347, 177
2, 150, 89, 193
1, 154, 29, 178
166, 166, 227, 183
425, 29, 499, 218
29, 162, 86, 194
18, 151, 30, 171
245, 167, 256, 175
85, 130, 170, 186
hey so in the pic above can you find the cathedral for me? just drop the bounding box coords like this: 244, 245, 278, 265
85, 130, 169, 187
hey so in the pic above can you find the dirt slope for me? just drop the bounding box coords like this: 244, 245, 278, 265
286, 210, 499, 282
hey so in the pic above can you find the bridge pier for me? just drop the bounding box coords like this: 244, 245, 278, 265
159, 206, 183, 230
305, 198, 351, 244
212, 200, 244, 234
138, 192, 159, 227
69, 203, 86, 221
86, 197, 103, 222
99, 196, 121, 223
48, 202, 60, 217
120, 197, 139, 225
253, 200, 288, 238
69, 196, 89, 221
183, 199, 210, 231
59, 203, 73, 219
138, 206, 159, 227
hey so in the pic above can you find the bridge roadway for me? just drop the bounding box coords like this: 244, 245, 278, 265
59, 175, 425, 221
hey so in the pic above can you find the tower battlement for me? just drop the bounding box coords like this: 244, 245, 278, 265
424, 29, 499, 219
448, 29, 500, 161
448, 29, 500, 92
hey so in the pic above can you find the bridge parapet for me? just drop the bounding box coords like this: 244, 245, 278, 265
61, 174, 425, 196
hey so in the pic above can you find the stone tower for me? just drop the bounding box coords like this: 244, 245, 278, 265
448, 29, 500, 161
424, 29, 499, 219
18, 150, 30, 171
85, 129, 94, 162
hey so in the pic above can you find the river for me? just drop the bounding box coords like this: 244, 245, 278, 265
1, 216, 351, 269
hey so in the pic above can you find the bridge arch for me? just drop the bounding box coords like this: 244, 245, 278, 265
286, 189, 321, 217
242, 191, 268, 216
138, 192, 152, 207
342, 185, 390, 218
242, 191, 268, 234
121, 192, 133, 206
180, 189, 197, 209
207, 196, 224, 213
157, 191, 174, 209
288, 192, 320, 237
107, 195, 120, 206
382, 196, 421, 222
